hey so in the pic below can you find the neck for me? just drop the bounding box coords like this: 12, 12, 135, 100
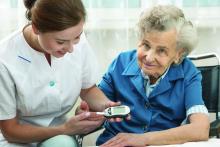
23, 25, 44, 53
149, 76, 158, 84
23, 25, 51, 65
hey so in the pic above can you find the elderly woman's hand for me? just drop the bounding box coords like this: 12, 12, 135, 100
100, 133, 147, 147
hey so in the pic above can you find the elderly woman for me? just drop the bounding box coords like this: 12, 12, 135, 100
96, 5, 210, 147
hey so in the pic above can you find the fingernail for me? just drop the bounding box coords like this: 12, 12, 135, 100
85, 112, 90, 116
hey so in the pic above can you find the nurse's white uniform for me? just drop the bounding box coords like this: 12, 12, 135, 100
0, 29, 98, 147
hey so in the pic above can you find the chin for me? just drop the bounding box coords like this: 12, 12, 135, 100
142, 68, 151, 75
54, 54, 65, 58
142, 70, 158, 78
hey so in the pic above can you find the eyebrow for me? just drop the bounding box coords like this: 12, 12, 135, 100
142, 40, 150, 44
157, 46, 168, 50
142, 40, 169, 50
55, 31, 83, 42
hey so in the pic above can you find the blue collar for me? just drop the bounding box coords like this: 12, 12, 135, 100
121, 52, 185, 99
122, 52, 184, 81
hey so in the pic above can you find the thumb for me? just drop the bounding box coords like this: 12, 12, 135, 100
106, 101, 121, 108
75, 112, 91, 121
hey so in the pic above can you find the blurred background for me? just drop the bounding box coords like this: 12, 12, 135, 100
1, 0, 220, 145
1, 0, 220, 77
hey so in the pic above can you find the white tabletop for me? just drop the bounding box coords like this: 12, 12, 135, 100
87, 138, 220, 147
149, 138, 220, 147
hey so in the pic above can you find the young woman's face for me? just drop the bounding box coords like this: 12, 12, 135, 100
137, 29, 183, 80
37, 21, 84, 58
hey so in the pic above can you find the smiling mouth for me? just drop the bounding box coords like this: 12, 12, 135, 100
143, 63, 156, 69
57, 51, 66, 55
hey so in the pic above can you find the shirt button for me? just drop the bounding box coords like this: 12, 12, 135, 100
145, 102, 150, 108
49, 81, 55, 87
143, 125, 148, 131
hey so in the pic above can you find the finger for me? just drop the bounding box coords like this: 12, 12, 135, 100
102, 136, 122, 146
112, 101, 121, 107
75, 112, 91, 121
126, 114, 131, 120
87, 112, 105, 121
108, 118, 115, 122
106, 117, 123, 122
115, 118, 122, 122
75, 106, 83, 115
106, 101, 121, 108
90, 111, 103, 117
80, 100, 90, 111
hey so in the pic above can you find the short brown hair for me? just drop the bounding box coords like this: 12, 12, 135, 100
23, 0, 86, 32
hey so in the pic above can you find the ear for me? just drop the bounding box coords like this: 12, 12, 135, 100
31, 23, 40, 35
174, 48, 185, 64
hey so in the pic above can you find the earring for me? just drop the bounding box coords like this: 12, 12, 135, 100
174, 59, 179, 64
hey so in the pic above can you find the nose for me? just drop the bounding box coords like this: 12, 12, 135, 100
64, 43, 74, 53
145, 49, 155, 62
67, 45, 74, 53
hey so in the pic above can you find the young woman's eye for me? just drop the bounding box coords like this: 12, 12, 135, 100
73, 38, 80, 44
57, 41, 65, 45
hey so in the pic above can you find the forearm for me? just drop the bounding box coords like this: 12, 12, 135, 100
0, 119, 65, 143
143, 114, 209, 145
80, 85, 111, 111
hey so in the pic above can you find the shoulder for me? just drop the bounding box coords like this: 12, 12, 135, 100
117, 49, 137, 61
181, 57, 200, 77
106, 49, 137, 72
0, 29, 32, 74
167, 58, 201, 82
112, 49, 137, 66
0, 29, 23, 57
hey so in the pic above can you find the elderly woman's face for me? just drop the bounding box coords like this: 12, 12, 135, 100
137, 29, 182, 80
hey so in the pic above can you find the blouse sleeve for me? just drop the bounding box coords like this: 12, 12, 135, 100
184, 63, 205, 110
0, 62, 17, 120
80, 33, 99, 89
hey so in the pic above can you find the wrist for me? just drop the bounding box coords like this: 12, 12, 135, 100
58, 124, 68, 135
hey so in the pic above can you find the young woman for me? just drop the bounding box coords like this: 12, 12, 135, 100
0, 0, 118, 146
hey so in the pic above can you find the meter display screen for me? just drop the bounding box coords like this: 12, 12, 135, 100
113, 107, 125, 114
101, 105, 130, 118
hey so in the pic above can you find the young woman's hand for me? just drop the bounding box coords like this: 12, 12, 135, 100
63, 111, 104, 135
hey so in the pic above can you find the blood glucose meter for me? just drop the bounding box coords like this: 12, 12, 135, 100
97, 105, 130, 118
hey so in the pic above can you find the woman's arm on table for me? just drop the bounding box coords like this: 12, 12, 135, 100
101, 113, 209, 147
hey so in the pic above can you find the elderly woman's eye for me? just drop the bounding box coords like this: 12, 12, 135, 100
157, 48, 167, 56
159, 48, 165, 52
143, 43, 150, 50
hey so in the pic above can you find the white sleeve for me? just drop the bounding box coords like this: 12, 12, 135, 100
0, 63, 17, 120
80, 33, 99, 89
181, 105, 209, 125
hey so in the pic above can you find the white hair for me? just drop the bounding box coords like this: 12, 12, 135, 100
137, 5, 198, 62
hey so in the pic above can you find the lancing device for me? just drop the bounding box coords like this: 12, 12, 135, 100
96, 105, 130, 118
